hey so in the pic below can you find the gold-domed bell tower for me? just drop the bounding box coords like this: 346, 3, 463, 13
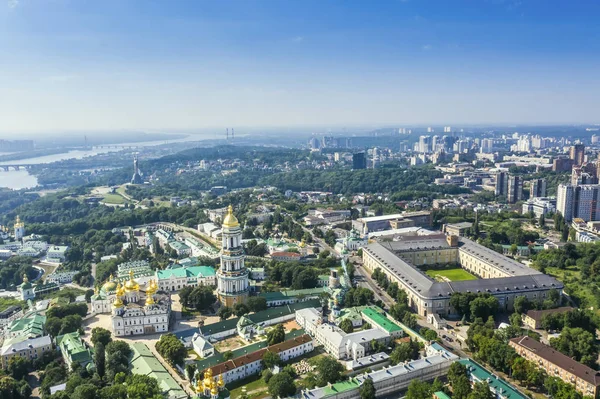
216, 205, 249, 307
203, 369, 213, 397
210, 379, 218, 399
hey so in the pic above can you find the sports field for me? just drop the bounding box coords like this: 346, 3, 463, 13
425, 268, 478, 282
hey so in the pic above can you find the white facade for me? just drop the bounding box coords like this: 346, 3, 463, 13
46, 271, 78, 285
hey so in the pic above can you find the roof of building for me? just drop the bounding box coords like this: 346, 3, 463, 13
8, 312, 46, 337
130, 342, 187, 399
195, 329, 307, 372
56, 332, 94, 367
260, 287, 326, 301
346, 352, 390, 370
157, 266, 216, 280
207, 334, 312, 376
0, 335, 51, 356
434, 391, 452, 399
364, 235, 562, 300
0, 305, 21, 318
271, 251, 301, 257
361, 307, 402, 333
510, 336, 600, 387
458, 358, 528, 399
524, 307, 574, 324
446, 222, 474, 229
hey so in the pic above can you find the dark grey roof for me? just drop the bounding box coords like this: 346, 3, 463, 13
458, 237, 539, 277
365, 236, 563, 301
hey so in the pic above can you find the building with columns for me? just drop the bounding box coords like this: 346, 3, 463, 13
216, 206, 249, 307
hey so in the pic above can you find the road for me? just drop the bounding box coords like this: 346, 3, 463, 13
298, 224, 337, 254
354, 262, 395, 308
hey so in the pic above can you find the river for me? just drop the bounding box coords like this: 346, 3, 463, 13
0, 133, 206, 189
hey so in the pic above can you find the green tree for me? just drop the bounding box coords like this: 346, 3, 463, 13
7, 355, 29, 380
390, 339, 419, 365
233, 303, 250, 317
550, 327, 598, 367
262, 351, 282, 369
91, 327, 112, 347
105, 341, 132, 382
155, 333, 186, 366
339, 318, 354, 333
246, 297, 267, 313
95, 342, 106, 379
513, 296, 530, 315
268, 372, 296, 398
467, 382, 494, 399
315, 356, 345, 387
406, 379, 431, 399
511, 357, 528, 383
126, 374, 163, 399
359, 377, 376, 399
217, 306, 233, 320
402, 313, 417, 329
267, 324, 285, 346
72, 384, 98, 399
448, 363, 471, 399
223, 351, 234, 361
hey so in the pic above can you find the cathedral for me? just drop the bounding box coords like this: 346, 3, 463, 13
216, 206, 249, 307
91, 270, 171, 336
195, 368, 229, 399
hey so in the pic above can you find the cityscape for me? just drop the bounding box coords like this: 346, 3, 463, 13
0, 2, 600, 399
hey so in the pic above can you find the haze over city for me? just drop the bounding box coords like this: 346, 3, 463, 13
1, 0, 599, 134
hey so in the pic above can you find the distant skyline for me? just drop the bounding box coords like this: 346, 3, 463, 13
1, 0, 599, 133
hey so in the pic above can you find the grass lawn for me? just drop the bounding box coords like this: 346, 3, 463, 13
102, 193, 126, 204
228, 375, 268, 399
425, 268, 478, 282
0, 297, 26, 312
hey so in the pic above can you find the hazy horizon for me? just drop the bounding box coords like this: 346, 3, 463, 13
1, 0, 599, 133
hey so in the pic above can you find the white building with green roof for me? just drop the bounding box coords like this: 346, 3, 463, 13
156, 265, 216, 292
56, 332, 94, 372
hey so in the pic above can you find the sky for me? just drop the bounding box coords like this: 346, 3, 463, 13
1, 0, 599, 134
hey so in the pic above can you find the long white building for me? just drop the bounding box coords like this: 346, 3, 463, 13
362, 234, 563, 317
299, 344, 458, 399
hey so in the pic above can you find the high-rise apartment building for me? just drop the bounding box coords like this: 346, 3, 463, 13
507, 175, 523, 203
570, 144, 585, 166
530, 179, 547, 198
495, 171, 509, 197
352, 153, 366, 170
557, 184, 600, 222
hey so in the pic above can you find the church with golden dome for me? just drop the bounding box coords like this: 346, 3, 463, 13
216, 205, 249, 307
91, 270, 171, 336
195, 368, 229, 399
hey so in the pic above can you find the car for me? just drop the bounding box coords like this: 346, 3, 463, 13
444, 336, 453, 342
441, 334, 447, 339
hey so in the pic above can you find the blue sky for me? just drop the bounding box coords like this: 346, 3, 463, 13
1, 0, 599, 133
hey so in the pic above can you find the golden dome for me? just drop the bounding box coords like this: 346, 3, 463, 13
210, 380, 218, 395
204, 369, 213, 388
146, 279, 158, 295
102, 274, 117, 293
124, 270, 139, 292
145, 295, 155, 306
222, 205, 239, 228
218, 374, 224, 387
113, 296, 124, 308
116, 282, 125, 297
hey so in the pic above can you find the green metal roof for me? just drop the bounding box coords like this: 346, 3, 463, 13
130, 342, 187, 399
434, 391, 451, 399
458, 359, 527, 399
260, 287, 326, 301
157, 266, 216, 280
323, 378, 361, 396
57, 332, 94, 367
9, 312, 45, 338
361, 307, 402, 333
